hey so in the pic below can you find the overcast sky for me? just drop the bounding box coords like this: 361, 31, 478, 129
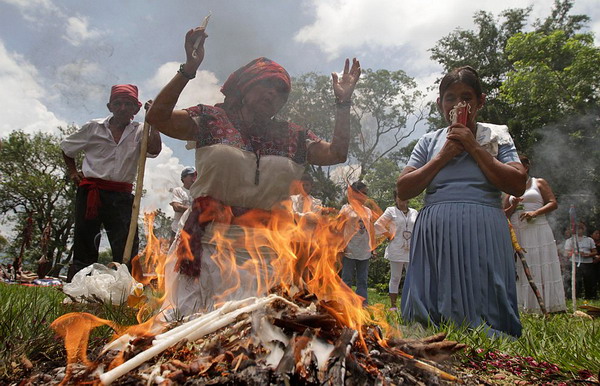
1, 0, 599, 217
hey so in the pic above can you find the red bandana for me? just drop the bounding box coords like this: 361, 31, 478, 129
110, 84, 142, 108
220, 57, 291, 107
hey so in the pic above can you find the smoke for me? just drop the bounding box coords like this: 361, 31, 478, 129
141, 145, 186, 217
529, 112, 600, 232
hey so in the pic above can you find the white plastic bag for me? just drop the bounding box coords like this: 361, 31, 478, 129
63, 263, 137, 305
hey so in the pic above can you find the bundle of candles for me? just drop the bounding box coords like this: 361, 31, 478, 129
449, 101, 471, 125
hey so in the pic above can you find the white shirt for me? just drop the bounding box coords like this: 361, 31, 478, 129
60, 115, 158, 183
170, 187, 192, 232
340, 203, 373, 260
374, 206, 418, 262
565, 235, 596, 264
290, 194, 322, 216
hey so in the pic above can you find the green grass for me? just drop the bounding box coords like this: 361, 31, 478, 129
2, 283, 599, 383
368, 288, 600, 381
0, 283, 139, 382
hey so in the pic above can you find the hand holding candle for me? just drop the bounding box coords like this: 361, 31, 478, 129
192, 12, 211, 59
449, 101, 470, 126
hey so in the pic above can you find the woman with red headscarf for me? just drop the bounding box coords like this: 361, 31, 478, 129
147, 26, 360, 316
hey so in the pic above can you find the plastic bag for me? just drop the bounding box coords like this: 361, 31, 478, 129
62, 263, 137, 305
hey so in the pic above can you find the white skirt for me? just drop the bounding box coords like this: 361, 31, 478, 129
512, 215, 566, 313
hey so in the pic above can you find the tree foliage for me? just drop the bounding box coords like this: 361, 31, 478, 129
501, 30, 600, 148
0, 128, 78, 271
351, 69, 424, 176
428, 0, 589, 138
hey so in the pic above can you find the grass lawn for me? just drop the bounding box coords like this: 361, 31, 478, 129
2, 283, 599, 384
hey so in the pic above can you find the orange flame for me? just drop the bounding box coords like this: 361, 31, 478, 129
51, 312, 116, 366
52, 180, 401, 373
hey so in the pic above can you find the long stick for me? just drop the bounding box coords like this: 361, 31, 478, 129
515, 250, 548, 315
123, 121, 150, 264
508, 221, 547, 315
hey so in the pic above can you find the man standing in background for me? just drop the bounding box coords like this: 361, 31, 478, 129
170, 166, 196, 238
61, 84, 162, 281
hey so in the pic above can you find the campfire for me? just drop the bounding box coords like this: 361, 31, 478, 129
41, 200, 466, 385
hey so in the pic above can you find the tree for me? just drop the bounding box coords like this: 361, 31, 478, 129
280, 69, 424, 190
0, 128, 78, 272
500, 30, 600, 149
428, 7, 531, 128
363, 158, 401, 210
351, 69, 424, 176
428, 0, 588, 133
500, 30, 600, 227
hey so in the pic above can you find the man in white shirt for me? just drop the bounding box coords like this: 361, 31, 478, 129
170, 167, 196, 236
565, 222, 598, 299
61, 84, 162, 281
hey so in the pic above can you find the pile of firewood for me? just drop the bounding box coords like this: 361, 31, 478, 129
29, 288, 466, 385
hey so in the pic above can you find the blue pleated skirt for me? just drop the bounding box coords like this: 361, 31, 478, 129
401, 202, 522, 337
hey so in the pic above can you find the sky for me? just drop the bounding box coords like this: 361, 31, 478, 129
1, 0, 599, 219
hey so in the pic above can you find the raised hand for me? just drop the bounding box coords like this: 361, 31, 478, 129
184, 27, 208, 71
332, 58, 361, 103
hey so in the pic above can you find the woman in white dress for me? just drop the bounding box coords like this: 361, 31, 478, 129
503, 155, 566, 313
374, 191, 418, 311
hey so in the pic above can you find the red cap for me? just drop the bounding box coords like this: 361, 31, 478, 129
109, 84, 142, 108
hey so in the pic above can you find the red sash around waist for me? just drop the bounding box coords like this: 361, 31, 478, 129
79, 177, 133, 220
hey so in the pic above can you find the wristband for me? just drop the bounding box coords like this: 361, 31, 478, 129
178, 63, 196, 80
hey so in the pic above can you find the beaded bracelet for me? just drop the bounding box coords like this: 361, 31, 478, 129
178, 63, 196, 80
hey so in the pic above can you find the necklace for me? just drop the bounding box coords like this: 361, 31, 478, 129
398, 208, 412, 250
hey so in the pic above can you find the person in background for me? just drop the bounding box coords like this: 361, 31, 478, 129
339, 181, 374, 306
556, 227, 573, 298
503, 155, 566, 313
170, 166, 197, 238
397, 66, 526, 337
374, 191, 418, 311
592, 228, 600, 297
565, 222, 598, 299
290, 173, 323, 218
591, 229, 600, 256
145, 24, 360, 316
61, 84, 162, 281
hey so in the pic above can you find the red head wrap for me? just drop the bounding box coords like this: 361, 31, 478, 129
109, 84, 142, 108
220, 57, 291, 108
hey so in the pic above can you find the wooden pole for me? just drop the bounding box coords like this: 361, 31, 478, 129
515, 250, 548, 315
122, 122, 150, 265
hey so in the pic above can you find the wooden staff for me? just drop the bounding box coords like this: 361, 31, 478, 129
515, 250, 548, 315
122, 121, 150, 265
508, 221, 548, 315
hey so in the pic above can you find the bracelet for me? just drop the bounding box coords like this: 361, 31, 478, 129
178, 63, 196, 80
335, 99, 352, 108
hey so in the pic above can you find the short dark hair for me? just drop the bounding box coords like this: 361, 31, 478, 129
350, 181, 367, 193
518, 154, 530, 167
439, 66, 483, 99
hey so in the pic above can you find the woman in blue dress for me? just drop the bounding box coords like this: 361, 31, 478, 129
397, 66, 527, 337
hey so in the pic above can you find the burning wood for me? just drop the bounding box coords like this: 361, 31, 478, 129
38, 287, 465, 385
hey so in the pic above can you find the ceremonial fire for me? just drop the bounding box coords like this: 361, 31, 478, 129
44, 194, 465, 385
